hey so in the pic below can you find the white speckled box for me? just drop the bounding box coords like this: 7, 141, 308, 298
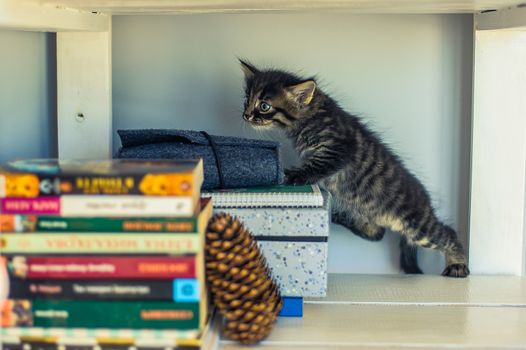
216, 194, 330, 297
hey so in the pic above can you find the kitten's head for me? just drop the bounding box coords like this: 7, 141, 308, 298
240, 60, 318, 129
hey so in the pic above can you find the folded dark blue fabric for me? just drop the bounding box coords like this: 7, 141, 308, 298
115, 129, 284, 190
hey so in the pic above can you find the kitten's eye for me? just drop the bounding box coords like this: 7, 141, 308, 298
259, 102, 272, 113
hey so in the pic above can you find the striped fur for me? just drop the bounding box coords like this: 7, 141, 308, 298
240, 60, 469, 278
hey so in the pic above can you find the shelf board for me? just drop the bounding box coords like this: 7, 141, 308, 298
0, 0, 109, 32
39, 0, 526, 15
222, 274, 526, 349
306, 273, 526, 306
222, 304, 526, 349
3, 0, 525, 32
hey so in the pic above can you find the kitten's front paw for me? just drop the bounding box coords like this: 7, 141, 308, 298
442, 263, 470, 278
285, 168, 309, 185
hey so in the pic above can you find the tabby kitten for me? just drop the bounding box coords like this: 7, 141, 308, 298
240, 60, 469, 277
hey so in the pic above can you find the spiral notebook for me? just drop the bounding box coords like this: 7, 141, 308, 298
202, 184, 323, 208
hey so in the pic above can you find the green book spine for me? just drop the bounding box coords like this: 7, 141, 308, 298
0, 233, 200, 254
37, 217, 198, 232
1, 198, 212, 234
2, 299, 199, 329
0, 215, 198, 233
205, 184, 317, 194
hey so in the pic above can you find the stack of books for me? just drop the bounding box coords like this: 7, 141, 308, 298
0, 159, 216, 349
202, 184, 330, 317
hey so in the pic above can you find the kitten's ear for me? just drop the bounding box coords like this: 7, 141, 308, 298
239, 59, 259, 79
286, 80, 317, 105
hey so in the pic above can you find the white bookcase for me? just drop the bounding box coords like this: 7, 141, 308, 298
1, 0, 526, 276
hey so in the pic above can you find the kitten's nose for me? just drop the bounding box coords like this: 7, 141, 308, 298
243, 114, 252, 121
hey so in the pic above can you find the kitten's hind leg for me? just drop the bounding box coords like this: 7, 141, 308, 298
332, 211, 385, 242
412, 222, 469, 278
399, 236, 423, 274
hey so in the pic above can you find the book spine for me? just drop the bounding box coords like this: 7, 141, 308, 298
2, 342, 191, 350
1, 327, 201, 347
0, 234, 200, 254
1, 299, 200, 329
1, 198, 60, 215
0, 173, 197, 197
0, 196, 195, 217
5, 256, 196, 279
0, 215, 198, 233
8, 279, 200, 301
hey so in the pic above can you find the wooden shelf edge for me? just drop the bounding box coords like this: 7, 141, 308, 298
37, 0, 526, 15
476, 5, 526, 30
3, 1, 525, 31
0, 0, 109, 32
305, 273, 526, 306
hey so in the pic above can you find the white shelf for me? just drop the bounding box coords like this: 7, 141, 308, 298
2, 0, 525, 32
223, 304, 526, 349
222, 274, 526, 349
3, 0, 525, 33
0, 0, 109, 32
1, 0, 526, 276
307, 273, 526, 306
39, 0, 526, 15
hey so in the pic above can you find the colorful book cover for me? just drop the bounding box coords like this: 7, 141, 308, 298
0, 159, 203, 197
202, 184, 323, 208
0, 326, 201, 347
0, 198, 212, 255
1, 299, 200, 329
0, 234, 200, 254
8, 279, 198, 301
0, 198, 211, 233
1, 215, 197, 233
4, 256, 196, 279
0, 196, 196, 217
0, 310, 220, 348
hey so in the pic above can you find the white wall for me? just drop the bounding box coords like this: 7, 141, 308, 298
0, 29, 56, 162
524, 172, 526, 276
112, 13, 473, 274
469, 29, 526, 275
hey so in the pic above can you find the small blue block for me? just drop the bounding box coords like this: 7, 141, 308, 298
279, 296, 303, 317
173, 278, 199, 302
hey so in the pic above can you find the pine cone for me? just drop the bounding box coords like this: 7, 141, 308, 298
206, 213, 282, 344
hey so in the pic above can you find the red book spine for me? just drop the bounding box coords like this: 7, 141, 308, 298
8, 256, 196, 279
1, 197, 60, 215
